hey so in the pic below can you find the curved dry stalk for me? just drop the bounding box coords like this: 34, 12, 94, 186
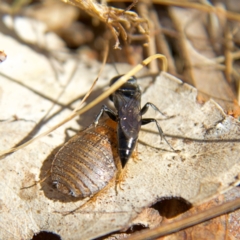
0, 53, 167, 157
74, 53, 167, 116
126, 198, 240, 240
0, 45, 108, 157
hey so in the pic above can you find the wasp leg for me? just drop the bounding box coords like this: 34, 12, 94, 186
132, 151, 139, 162
131, 143, 140, 163
142, 118, 174, 151
94, 105, 117, 126
141, 102, 165, 116
115, 167, 128, 194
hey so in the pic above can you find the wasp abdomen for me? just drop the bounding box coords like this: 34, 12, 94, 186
51, 118, 118, 198
117, 128, 137, 168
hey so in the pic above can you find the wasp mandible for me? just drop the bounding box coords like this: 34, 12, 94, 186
95, 75, 174, 168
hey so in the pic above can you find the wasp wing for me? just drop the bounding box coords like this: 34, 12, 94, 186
115, 91, 142, 139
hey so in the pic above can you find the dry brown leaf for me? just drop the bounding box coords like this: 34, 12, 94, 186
1, 15, 240, 240
169, 7, 236, 111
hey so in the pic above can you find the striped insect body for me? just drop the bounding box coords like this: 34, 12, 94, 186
51, 118, 118, 198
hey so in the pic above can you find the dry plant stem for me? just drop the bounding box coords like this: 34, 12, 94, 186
207, 3, 226, 55
224, 26, 233, 83
125, 0, 138, 12
150, 10, 177, 75
214, 51, 240, 64
137, 2, 158, 73
151, 0, 240, 22
210, 52, 240, 94
0, 54, 167, 156
55, 54, 167, 112
232, 68, 240, 105
42, 57, 80, 121
126, 198, 240, 240
0, 43, 108, 156
73, 44, 109, 113
62, 0, 149, 49
191, 49, 240, 69
109, 0, 240, 21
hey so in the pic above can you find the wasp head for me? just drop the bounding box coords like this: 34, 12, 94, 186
109, 75, 139, 101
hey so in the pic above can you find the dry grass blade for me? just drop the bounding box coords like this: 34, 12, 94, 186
73, 53, 167, 115
0, 53, 167, 157
62, 0, 149, 48
73, 44, 109, 113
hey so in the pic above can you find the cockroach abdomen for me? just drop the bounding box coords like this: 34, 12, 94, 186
51, 118, 118, 198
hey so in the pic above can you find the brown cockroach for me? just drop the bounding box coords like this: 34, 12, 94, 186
51, 117, 120, 198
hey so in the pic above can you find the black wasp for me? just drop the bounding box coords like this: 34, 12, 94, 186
95, 75, 174, 168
